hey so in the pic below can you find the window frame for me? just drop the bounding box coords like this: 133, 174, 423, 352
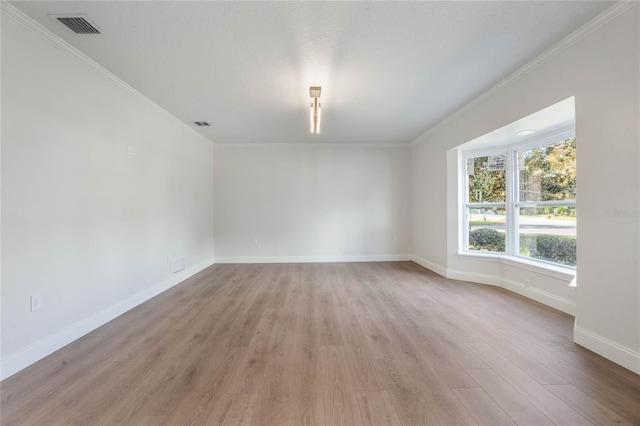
461, 128, 576, 269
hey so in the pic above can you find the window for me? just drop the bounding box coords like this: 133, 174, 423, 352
463, 136, 576, 268
466, 155, 507, 253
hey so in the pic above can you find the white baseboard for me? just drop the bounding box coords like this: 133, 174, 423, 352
501, 278, 576, 316
409, 255, 447, 277
214, 254, 412, 264
1, 258, 215, 381
445, 268, 499, 285
410, 256, 575, 316
574, 325, 640, 375
446, 268, 575, 315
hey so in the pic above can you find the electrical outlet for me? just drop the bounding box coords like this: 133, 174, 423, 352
524, 279, 531, 288
30, 294, 41, 312
253, 239, 258, 246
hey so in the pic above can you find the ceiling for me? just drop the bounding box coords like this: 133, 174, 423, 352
9, 1, 612, 145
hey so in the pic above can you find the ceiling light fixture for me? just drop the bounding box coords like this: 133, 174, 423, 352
516, 129, 536, 136
309, 86, 321, 134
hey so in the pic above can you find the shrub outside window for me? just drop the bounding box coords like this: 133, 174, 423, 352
463, 137, 576, 267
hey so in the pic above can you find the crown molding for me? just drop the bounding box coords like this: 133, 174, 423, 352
213, 142, 408, 148
410, 1, 638, 147
1, 1, 212, 145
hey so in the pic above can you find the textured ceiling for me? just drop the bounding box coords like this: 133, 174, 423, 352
9, 1, 611, 145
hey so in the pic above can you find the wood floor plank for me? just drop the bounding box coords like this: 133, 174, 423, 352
171, 347, 248, 422
467, 342, 593, 425
545, 383, 631, 425
375, 358, 440, 425
249, 364, 301, 426
265, 301, 298, 366
467, 368, 555, 426
452, 387, 516, 426
198, 393, 259, 426
350, 297, 397, 360
317, 290, 344, 346
423, 357, 479, 389
0, 294, 197, 405
225, 268, 274, 348
321, 346, 364, 426
394, 355, 478, 425
290, 272, 321, 366
225, 264, 263, 299
265, 265, 292, 310
356, 390, 402, 426
108, 346, 245, 422
227, 310, 276, 394
346, 341, 384, 391
428, 326, 489, 370
486, 326, 640, 424
26, 357, 155, 425
355, 263, 450, 361
124, 415, 187, 425
469, 323, 569, 385
292, 361, 326, 426
552, 348, 640, 397
2, 262, 639, 426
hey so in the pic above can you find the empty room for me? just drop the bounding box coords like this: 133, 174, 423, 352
1, 1, 639, 425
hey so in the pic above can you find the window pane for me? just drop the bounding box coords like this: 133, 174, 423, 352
518, 138, 576, 202
518, 207, 576, 266
468, 207, 506, 253
467, 156, 506, 203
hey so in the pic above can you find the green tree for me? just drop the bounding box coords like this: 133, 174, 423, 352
520, 138, 576, 205
467, 139, 576, 212
468, 157, 506, 203
544, 138, 576, 201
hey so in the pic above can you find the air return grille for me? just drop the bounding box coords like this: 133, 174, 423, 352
56, 16, 101, 34
194, 121, 210, 127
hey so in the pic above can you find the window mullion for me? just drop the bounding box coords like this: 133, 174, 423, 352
516, 200, 576, 208
462, 155, 469, 252
506, 148, 517, 257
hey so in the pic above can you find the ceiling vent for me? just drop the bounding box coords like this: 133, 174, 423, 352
194, 121, 210, 127
52, 15, 101, 34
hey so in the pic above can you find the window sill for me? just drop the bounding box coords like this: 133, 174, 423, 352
458, 252, 576, 281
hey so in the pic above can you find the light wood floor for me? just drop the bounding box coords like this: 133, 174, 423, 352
2, 262, 639, 425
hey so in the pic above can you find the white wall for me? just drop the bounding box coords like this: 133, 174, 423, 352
214, 145, 410, 262
1, 11, 215, 378
411, 4, 639, 373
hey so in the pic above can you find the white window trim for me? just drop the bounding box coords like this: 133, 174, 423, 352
460, 127, 576, 272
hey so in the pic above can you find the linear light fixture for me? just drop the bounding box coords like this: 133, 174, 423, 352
516, 129, 536, 136
309, 86, 321, 134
